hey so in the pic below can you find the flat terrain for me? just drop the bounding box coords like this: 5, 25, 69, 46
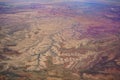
0, 1, 120, 80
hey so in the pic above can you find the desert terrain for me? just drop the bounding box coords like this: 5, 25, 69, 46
0, 0, 120, 80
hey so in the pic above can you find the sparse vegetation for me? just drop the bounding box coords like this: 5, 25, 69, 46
0, 1, 120, 80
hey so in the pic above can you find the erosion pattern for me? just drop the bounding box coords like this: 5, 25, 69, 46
0, 1, 120, 80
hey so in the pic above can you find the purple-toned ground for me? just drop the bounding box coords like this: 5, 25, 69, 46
0, 1, 120, 80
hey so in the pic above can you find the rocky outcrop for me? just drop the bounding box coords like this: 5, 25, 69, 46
0, 1, 120, 80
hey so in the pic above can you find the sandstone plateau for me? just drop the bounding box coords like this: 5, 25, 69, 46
0, 1, 120, 80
